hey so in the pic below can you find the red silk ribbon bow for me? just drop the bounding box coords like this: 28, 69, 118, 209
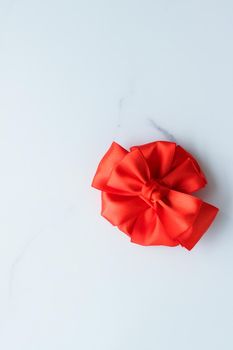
92, 141, 219, 250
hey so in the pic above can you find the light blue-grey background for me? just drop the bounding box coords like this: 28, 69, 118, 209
0, 1, 232, 349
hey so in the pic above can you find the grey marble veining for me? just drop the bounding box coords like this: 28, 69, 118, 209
147, 118, 177, 142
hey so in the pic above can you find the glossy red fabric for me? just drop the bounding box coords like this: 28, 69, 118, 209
92, 141, 219, 250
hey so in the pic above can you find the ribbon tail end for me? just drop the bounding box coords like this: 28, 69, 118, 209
178, 203, 219, 251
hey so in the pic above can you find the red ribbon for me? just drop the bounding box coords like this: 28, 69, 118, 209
92, 141, 219, 250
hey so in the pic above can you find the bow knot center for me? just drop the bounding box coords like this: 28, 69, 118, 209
141, 180, 163, 206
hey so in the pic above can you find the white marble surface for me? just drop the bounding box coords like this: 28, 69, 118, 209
0, 1, 233, 349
